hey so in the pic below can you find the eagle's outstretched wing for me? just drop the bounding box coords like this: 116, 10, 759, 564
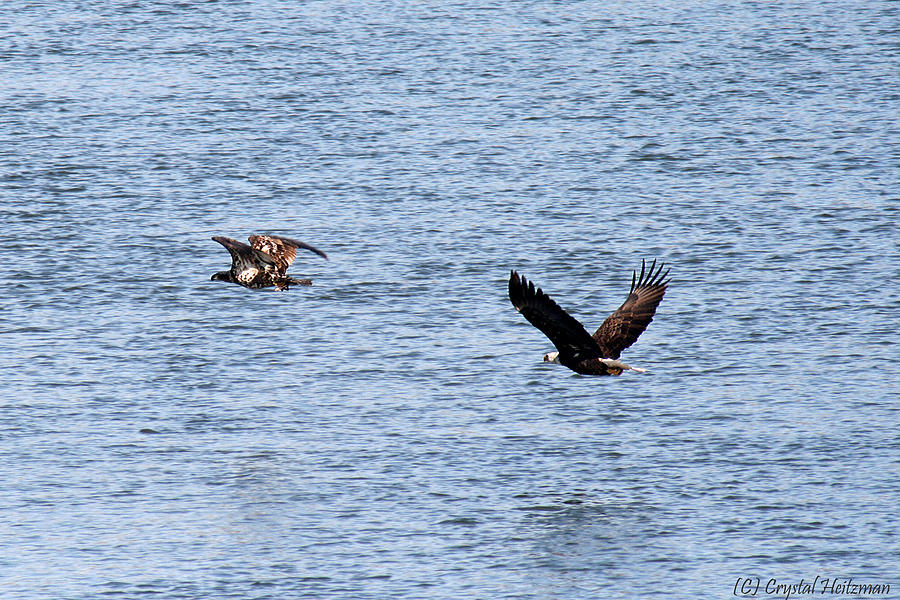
248, 235, 328, 275
508, 271, 602, 363
592, 259, 670, 359
212, 236, 276, 271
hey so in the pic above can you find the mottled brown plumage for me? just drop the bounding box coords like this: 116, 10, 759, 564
508, 260, 670, 375
211, 234, 327, 290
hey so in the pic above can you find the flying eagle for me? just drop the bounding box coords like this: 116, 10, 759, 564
508, 260, 670, 375
210, 234, 328, 290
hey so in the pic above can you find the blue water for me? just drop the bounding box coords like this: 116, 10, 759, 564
2, 2, 898, 598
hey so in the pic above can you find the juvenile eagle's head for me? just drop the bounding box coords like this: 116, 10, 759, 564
211, 271, 233, 282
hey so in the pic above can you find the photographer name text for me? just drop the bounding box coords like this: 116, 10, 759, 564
734, 576, 889, 599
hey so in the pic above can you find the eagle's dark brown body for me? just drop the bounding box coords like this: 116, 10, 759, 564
211, 235, 327, 290
508, 260, 670, 375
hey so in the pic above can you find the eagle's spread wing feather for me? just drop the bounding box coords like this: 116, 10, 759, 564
592, 259, 670, 359
249, 235, 327, 275
212, 236, 275, 270
508, 271, 602, 363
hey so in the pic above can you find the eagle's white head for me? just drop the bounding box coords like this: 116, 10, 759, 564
543, 351, 560, 363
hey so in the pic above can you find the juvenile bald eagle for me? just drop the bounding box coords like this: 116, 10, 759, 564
508, 260, 670, 375
211, 234, 328, 290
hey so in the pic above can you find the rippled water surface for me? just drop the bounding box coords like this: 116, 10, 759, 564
2, 2, 898, 598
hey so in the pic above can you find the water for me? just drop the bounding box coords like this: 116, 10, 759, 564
2, 1, 898, 598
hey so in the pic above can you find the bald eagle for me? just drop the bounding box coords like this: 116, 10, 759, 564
508, 260, 670, 375
211, 234, 328, 290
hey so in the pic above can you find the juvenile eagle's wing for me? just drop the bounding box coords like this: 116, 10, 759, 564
248, 235, 328, 275
592, 259, 670, 359
212, 236, 276, 272
509, 271, 602, 363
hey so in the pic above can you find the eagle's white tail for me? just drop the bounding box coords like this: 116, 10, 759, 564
600, 358, 646, 373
